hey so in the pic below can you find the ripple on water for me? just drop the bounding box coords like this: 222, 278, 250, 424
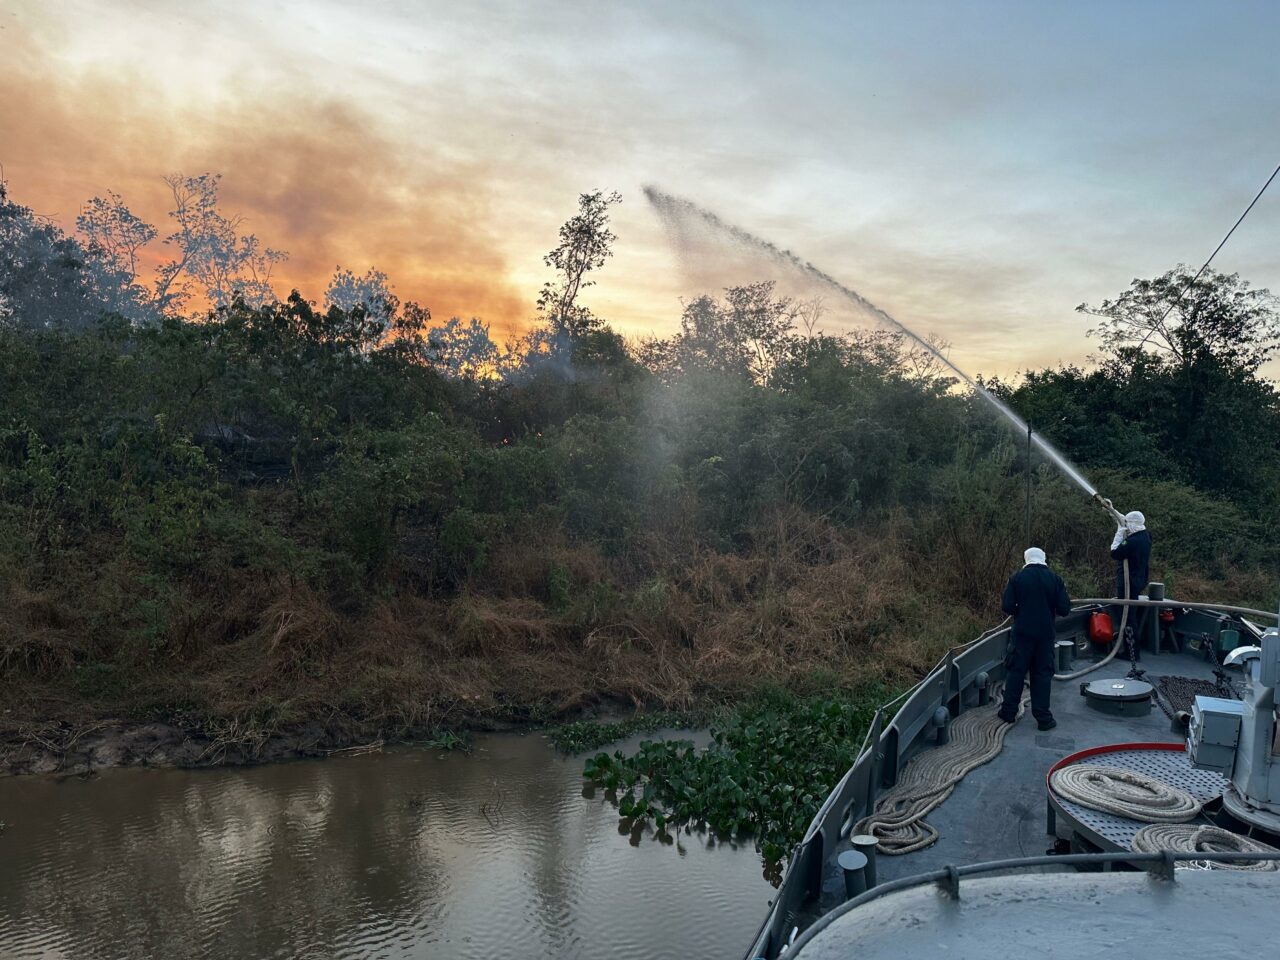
0, 733, 775, 960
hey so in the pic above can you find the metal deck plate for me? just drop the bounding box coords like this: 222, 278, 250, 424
1052, 747, 1228, 849
1081, 678, 1154, 716
1082, 678, 1154, 701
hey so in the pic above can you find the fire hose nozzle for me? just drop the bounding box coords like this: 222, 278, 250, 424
1093, 494, 1124, 523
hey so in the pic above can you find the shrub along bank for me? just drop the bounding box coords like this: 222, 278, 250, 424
1, 283, 1277, 774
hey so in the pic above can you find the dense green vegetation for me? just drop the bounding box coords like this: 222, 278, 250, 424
991, 266, 1280, 525
583, 687, 886, 866
2, 180, 1278, 801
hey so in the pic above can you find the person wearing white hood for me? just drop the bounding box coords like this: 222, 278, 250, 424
1110, 510, 1153, 662
1111, 511, 1152, 600
997, 547, 1072, 730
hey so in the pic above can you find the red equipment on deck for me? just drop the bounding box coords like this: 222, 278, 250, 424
1087, 611, 1114, 647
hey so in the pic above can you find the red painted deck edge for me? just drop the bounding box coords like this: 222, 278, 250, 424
1045, 740, 1185, 789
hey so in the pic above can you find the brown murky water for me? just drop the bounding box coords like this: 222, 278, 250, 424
0, 731, 773, 959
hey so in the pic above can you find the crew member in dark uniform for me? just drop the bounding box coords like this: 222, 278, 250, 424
1111, 510, 1152, 598
1111, 510, 1152, 660
998, 547, 1072, 731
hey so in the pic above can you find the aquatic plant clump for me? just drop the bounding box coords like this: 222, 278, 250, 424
546, 711, 703, 754
420, 729, 472, 752
582, 690, 885, 866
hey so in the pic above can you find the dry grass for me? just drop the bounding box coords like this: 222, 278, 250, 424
0, 583, 76, 677
0, 504, 1259, 761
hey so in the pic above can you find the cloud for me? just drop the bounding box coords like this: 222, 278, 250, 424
6, 0, 1279, 381
0, 18, 527, 333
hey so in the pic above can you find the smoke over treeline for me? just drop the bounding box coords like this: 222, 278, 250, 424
0, 21, 525, 333
2, 176, 1278, 776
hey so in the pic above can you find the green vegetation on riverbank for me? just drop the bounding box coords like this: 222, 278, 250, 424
583, 687, 887, 867
3, 181, 1280, 772
546, 712, 705, 753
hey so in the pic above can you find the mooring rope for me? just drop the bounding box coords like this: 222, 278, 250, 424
853, 693, 1026, 855
1050, 764, 1202, 822
1132, 824, 1279, 871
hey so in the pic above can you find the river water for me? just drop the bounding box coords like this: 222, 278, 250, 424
0, 730, 774, 960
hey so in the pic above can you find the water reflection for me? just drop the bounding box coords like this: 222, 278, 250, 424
0, 732, 773, 959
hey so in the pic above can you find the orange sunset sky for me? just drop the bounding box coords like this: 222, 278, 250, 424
4, 0, 1280, 375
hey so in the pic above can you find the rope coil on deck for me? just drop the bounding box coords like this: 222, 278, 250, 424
1050, 764, 1202, 822
1132, 824, 1280, 871
853, 694, 1026, 855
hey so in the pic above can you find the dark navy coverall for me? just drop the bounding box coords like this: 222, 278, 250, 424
1112, 529, 1152, 599
999, 564, 1072, 724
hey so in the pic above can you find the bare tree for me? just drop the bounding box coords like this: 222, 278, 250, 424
902, 333, 953, 385
154, 174, 287, 312
795, 296, 825, 340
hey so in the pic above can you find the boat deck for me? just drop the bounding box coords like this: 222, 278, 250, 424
818, 646, 1226, 903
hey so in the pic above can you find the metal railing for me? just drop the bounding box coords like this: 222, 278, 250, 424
740, 603, 1194, 960
740, 614, 1028, 960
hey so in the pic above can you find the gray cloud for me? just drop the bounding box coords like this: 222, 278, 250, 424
7, 0, 1280, 375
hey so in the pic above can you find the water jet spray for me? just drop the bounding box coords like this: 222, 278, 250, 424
645, 187, 1137, 679
644, 187, 1100, 498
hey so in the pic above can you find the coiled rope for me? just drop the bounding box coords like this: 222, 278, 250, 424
1132, 824, 1279, 871
854, 694, 1026, 855
1050, 764, 1202, 822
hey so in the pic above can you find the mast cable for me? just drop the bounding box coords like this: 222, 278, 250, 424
1145, 160, 1280, 338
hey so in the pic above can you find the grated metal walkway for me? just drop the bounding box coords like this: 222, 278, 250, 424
1051, 746, 1228, 849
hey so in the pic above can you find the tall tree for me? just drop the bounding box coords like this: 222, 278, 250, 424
996, 266, 1280, 504
76, 191, 156, 284
640, 281, 805, 383
0, 181, 117, 330
324, 265, 399, 344
1080, 266, 1280, 372
423, 316, 502, 380
535, 190, 622, 340
76, 191, 160, 322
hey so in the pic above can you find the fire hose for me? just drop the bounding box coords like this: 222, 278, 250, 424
1053, 494, 1132, 682
853, 684, 1028, 854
